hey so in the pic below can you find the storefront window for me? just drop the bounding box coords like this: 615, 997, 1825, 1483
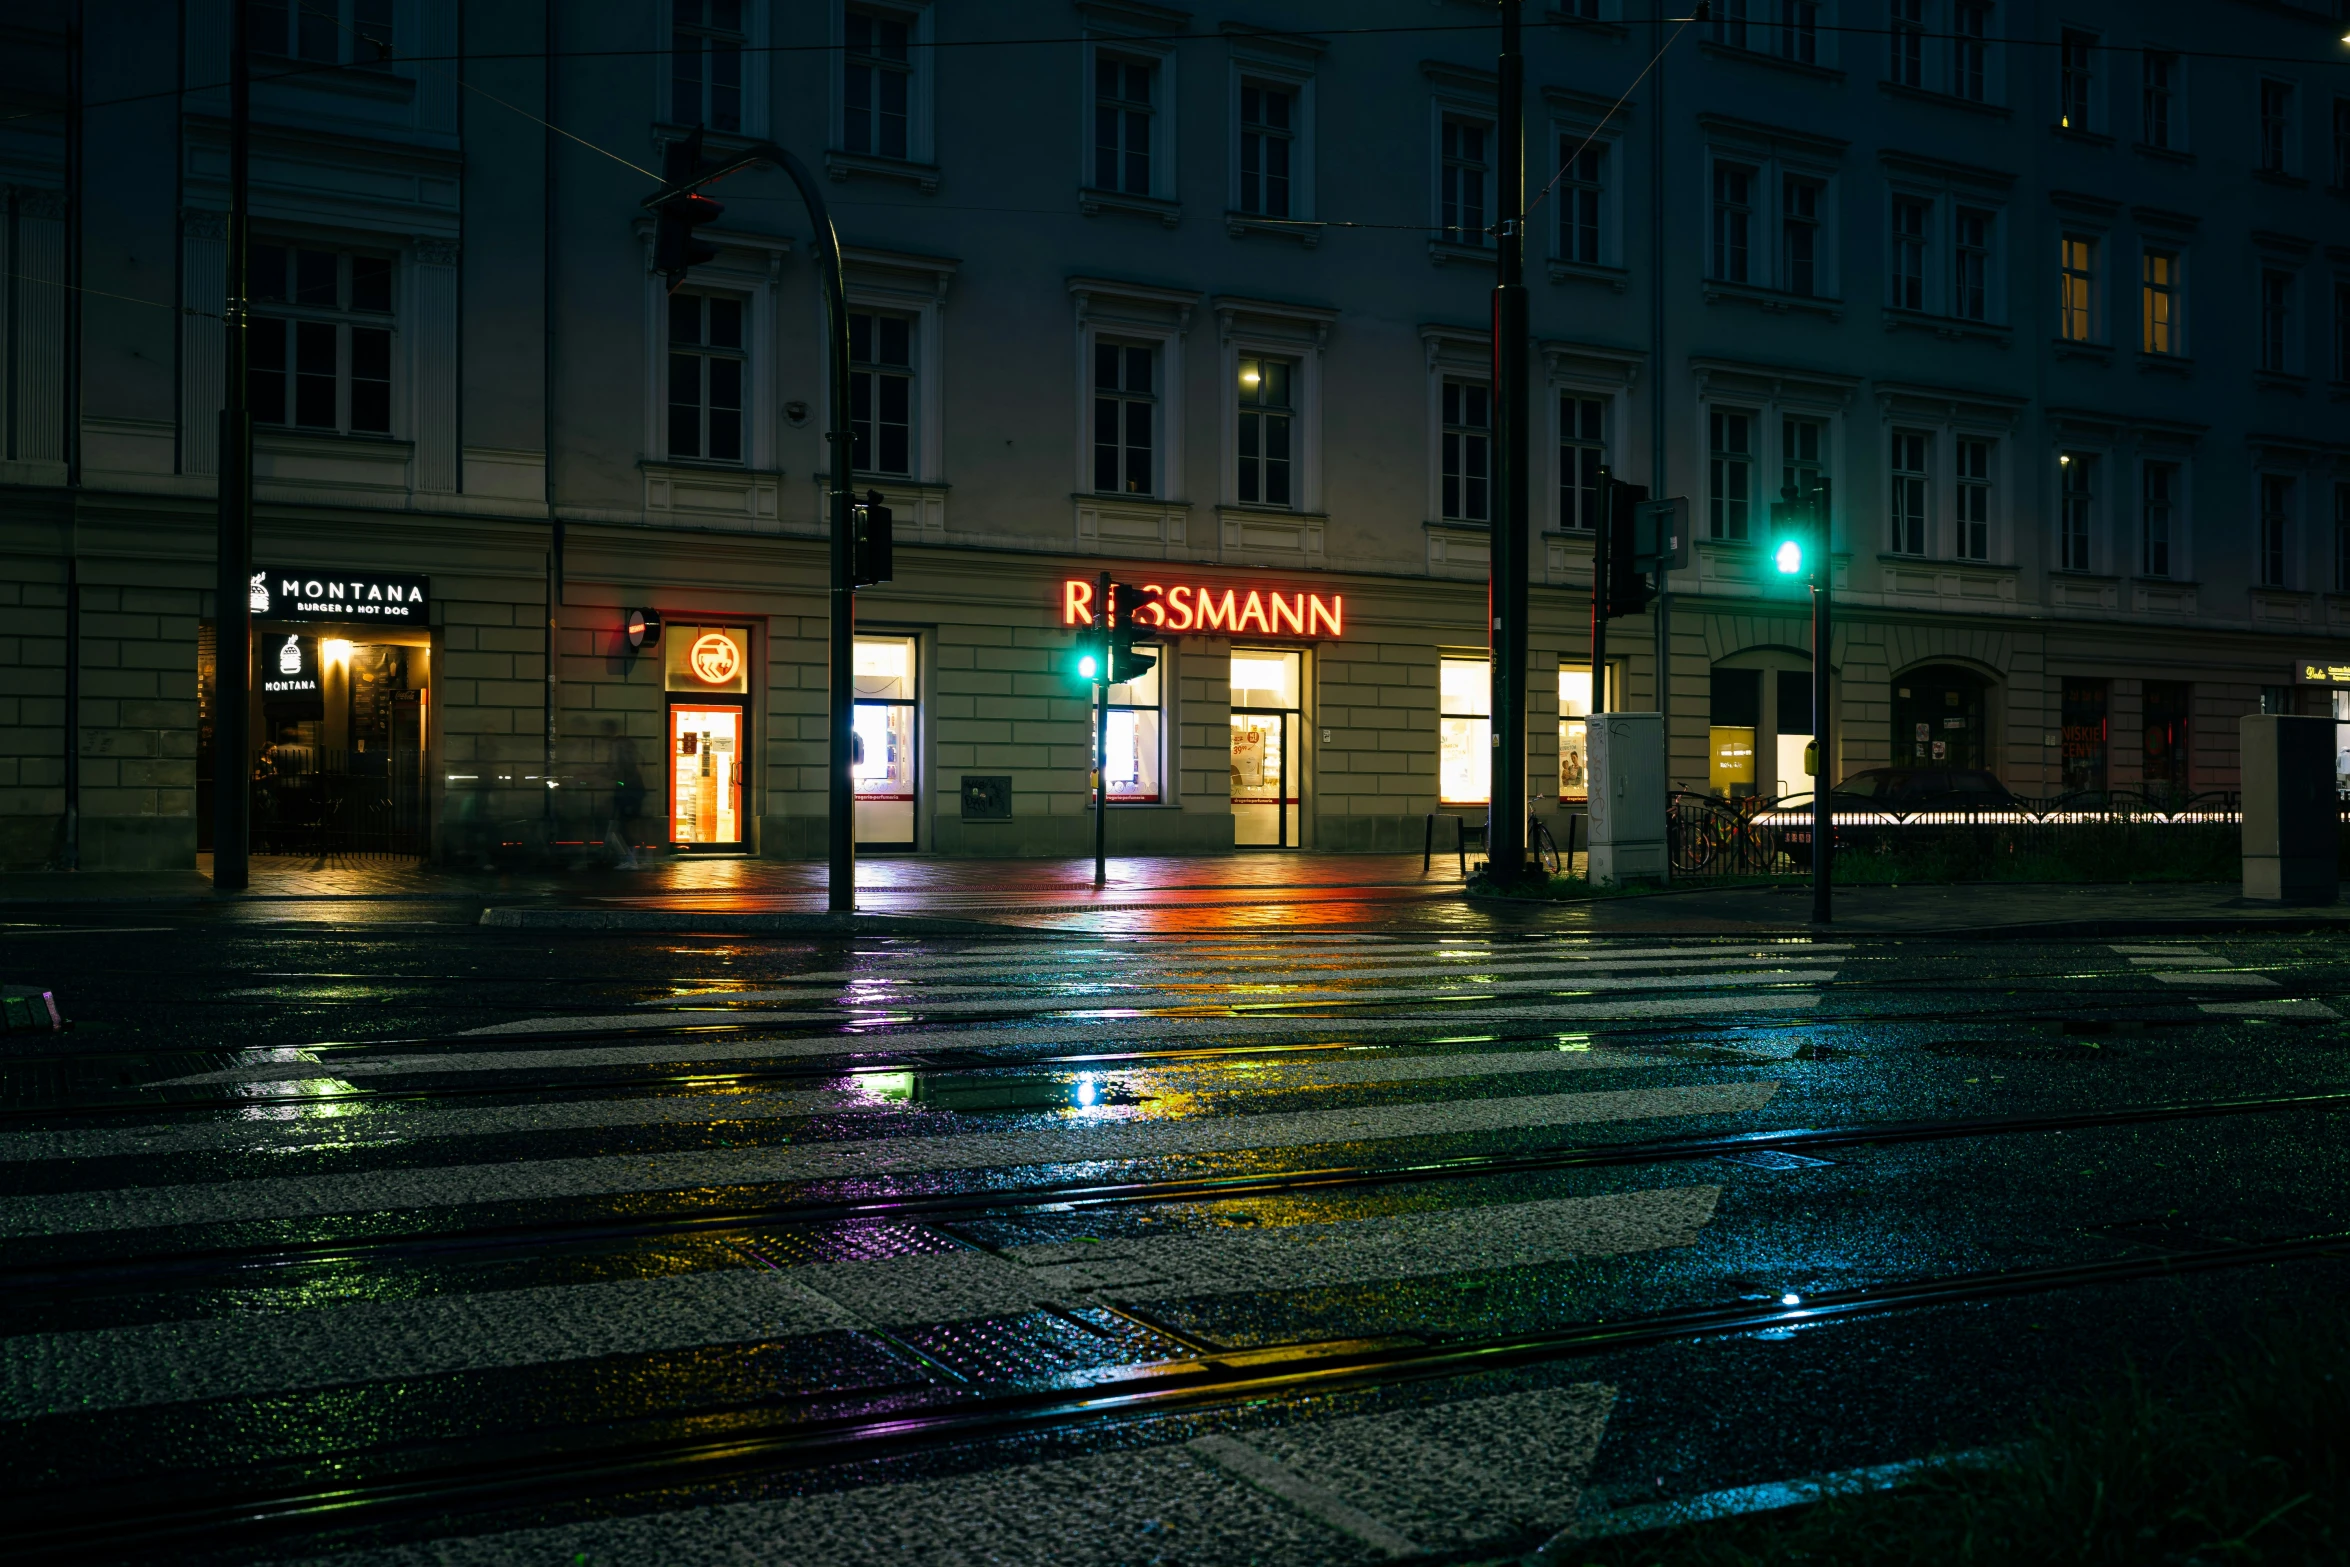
2142, 680, 2191, 802
1558, 668, 1591, 801
1231, 649, 1301, 845
1439, 655, 1490, 805
1709, 667, 1759, 797
2061, 677, 2109, 796
853, 634, 918, 847
2335, 691, 2350, 797
1106, 647, 1164, 803
665, 625, 750, 847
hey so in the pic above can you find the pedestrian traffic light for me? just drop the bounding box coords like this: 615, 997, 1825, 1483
1067, 628, 1105, 685
1105, 581, 1157, 685
651, 129, 724, 293
852, 489, 893, 585
1604, 478, 1653, 619
1770, 486, 1820, 578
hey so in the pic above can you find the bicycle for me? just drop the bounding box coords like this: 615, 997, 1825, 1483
1529, 815, 1563, 876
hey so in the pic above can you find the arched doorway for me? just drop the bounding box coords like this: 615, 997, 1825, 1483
1710, 646, 1828, 798
1892, 664, 1994, 771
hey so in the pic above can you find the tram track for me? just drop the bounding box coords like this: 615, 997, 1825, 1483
12, 1222, 2348, 1563
8, 1086, 2345, 1292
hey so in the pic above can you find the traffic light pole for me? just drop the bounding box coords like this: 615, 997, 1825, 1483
1591, 468, 1611, 718
1489, 0, 1530, 883
641, 142, 855, 912
1811, 480, 1834, 923
211, 0, 253, 892
1094, 570, 1109, 889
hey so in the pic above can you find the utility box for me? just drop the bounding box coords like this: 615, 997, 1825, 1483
2240, 714, 2338, 904
1589, 712, 1667, 887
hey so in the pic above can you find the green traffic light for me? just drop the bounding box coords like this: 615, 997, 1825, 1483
1077, 653, 1099, 679
1773, 539, 1804, 575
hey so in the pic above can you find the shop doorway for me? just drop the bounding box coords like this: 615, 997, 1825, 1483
853, 634, 919, 849
669, 705, 743, 847
1894, 665, 1992, 772
1231, 648, 1302, 848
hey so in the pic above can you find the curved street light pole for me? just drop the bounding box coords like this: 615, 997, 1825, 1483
644, 143, 855, 912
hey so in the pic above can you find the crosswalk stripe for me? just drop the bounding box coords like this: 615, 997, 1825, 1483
0, 1082, 1776, 1237
4, 1047, 1678, 1164
2144, 971, 2278, 986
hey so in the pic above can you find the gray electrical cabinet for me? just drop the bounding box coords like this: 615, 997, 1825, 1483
1589, 712, 1667, 887
2240, 714, 2337, 904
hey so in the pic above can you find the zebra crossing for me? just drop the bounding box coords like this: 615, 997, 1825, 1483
4, 931, 2326, 1561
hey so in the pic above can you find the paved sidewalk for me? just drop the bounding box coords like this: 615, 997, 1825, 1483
2, 853, 2345, 937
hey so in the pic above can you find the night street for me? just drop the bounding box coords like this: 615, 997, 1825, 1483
5, 893, 2347, 1561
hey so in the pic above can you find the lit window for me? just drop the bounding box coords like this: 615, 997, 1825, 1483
1559, 667, 1593, 801
2141, 249, 2179, 356
2060, 236, 2097, 342
1105, 647, 1164, 803
1439, 656, 1490, 805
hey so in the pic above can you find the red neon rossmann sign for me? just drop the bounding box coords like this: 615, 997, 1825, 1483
1061, 578, 1342, 637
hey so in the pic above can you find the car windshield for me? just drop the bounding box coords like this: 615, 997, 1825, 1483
1836, 773, 1883, 798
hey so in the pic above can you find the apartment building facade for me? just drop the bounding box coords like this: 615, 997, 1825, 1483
4, 0, 2349, 868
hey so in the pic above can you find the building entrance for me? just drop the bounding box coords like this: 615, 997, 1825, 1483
663, 624, 752, 851
1231, 648, 1302, 847
853, 634, 919, 848
1893, 665, 1991, 772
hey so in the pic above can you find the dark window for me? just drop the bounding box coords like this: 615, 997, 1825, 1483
2059, 30, 2095, 130
1236, 357, 1293, 507
1891, 198, 1927, 311
246, 242, 395, 436
2260, 269, 2294, 372
251, 0, 390, 65
2059, 453, 2095, 572
1890, 430, 1929, 556
1952, 2, 1989, 102
2141, 460, 2176, 578
1561, 394, 1604, 531
1094, 58, 1154, 195
1440, 117, 1490, 246
667, 292, 745, 462
1712, 162, 1753, 282
1239, 84, 1295, 218
2259, 474, 2294, 588
2061, 678, 2109, 794
849, 310, 913, 476
1890, 0, 1924, 87
844, 8, 912, 159
2335, 97, 2350, 187
2142, 681, 2191, 799
673, 0, 745, 132
1092, 342, 1155, 495
1952, 206, 1991, 321
2142, 52, 2177, 148
1956, 438, 1992, 561
2336, 483, 2350, 592
1708, 407, 1753, 541
1711, 0, 1751, 51
1777, 0, 1819, 65
2338, 280, 2350, 381
1710, 668, 1761, 728
2259, 79, 2293, 173
1781, 175, 1820, 296
1776, 670, 1813, 737
1559, 140, 1603, 264
1441, 380, 1491, 522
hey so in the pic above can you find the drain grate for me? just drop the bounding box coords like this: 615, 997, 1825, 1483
893, 1307, 1193, 1383
748, 1220, 970, 1266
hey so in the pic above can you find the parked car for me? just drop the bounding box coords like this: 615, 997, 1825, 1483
1830, 768, 2021, 809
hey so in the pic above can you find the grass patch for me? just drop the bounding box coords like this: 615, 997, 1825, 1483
1563, 1309, 2350, 1566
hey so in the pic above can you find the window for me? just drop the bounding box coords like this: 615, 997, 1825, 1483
1438, 656, 1490, 805
2142, 52, 2177, 149
1105, 648, 1164, 804
2061, 677, 2109, 794
1239, 83, 1295, 218
2335, 97, 2350, 187
247, 243, 394, 436
1712, 162, 1754, 282
1956, 438, 1992, 561
1891, 198, 1927, 310
1951, 207, 1991, 321
2141, 249, 2179, 356
2142, 680, 2191, 800
2260, 269, 2294, 373
2060, 235, 2097, 342
1708, 407, 1754, 541
1094, 58, 1155, 195
2259, 80, 2293, 174
1236, 357, 1293, 507
1092, 342, 1155, 495
249, 0, 392, 65
1952, 2, 1989, 102
1711, 0, 1752, 50
672, 0, 745, 132
1781, 176, 1821, 296
843, 7, 911, 159
2336, 483, 2350, 592
2058, 30, 2094, 131
2142, 460, 2177, 578
1890, 0, 1924, 88
2260, 475, 2294, 588
2059, 453, 2095, 572
1441, 379, 1492, 522
1778, 1, 1819, 65
1561, 394, 1604, 531
1890, 431, 1930, 556
1440, 117, 1490, 247
2337, 279, 2350, 381
1559, 667, 1592, 802
848, 310, 912, 476
666, 292, 744, 461
1558, 139, 1603, 264
1782, 416, 1825, 500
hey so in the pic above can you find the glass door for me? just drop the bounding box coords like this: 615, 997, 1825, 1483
853, 634, 918, 848
669, 704, 743, 847
1230, 648, 1302, 848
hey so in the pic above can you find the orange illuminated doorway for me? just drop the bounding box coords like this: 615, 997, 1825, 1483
1230, 648, 1302, 848
669, 704, 743, 848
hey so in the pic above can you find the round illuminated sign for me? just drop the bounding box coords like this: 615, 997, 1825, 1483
689, 631, 741, 685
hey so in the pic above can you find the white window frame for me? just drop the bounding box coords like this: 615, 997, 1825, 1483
2137, 455, 2192, 581
1069, 280, 1194, 504
1701, 135, 1843, 299
1547, 91, 1628, 274
839, 262, 948, 485
1081, 35, 1178, 203
830, 1, 935, 169
1705, 403, 1761, 542
660, 0, 771, 140
1695, 362, 1854, 551
1433, 107, 1497, 252
1888, 428, 1932, 557
1880, 156, 2011, 326
2138, 241, 2187, 359
1882, 1, 2003, 106
1423, 327, 1493, 525
1541, 344, 1642, 538
642, 246, 776, 472
2056, 448, 2104, 574
2058, 227, 2106, 345
1226, 37, 1319, 231
1949, 0, 2002, 106
1879, 386, 2016, 567
1214, 298, 1329, 513
2256, 470, 2300, 589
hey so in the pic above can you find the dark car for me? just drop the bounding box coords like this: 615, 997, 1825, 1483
1831, 768, 2020, 808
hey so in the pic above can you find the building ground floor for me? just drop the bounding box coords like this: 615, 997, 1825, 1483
7, 490, 2350, 871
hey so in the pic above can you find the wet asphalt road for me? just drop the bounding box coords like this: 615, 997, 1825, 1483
3, 911, 2348, 1563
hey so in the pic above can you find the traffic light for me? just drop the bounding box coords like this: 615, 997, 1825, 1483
1066, 625, 1105, 685
1604, 478, 1653, 619
651, 129, 724, 293
1105, 581, 1158, 685
852, 489, 893, 585
1770, 484, 1822, 578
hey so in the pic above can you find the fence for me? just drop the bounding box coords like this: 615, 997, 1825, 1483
1665, 790, 2279, 884
198, 749, 430, 859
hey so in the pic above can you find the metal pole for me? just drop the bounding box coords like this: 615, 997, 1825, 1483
63, 556, 79, 870
1489, 0, 1529, 882
1592, 467, 1611, 716
1811, 479, 1834, 923
210, 0, 252, 892
1649, 0, 1670, 781
1093, 569, 1109, 888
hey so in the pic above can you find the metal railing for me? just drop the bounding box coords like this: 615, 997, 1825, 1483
1666, 788, 2286, 883
202, 749, 429, 859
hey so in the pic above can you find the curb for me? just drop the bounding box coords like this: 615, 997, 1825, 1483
476, 907, 1020, 935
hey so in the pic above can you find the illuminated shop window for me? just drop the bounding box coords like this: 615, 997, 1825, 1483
1439, 655, 1490, 805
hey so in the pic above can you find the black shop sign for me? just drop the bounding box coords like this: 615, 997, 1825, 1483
250, 567, 430, 624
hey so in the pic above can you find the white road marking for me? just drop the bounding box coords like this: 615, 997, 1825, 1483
2144, 971, 2278, 987
2200, 999, 2339, 1018
2109, 945, 2217, 959
1189, 1435, 1425, 1557
0, 1083, 1776, 1237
